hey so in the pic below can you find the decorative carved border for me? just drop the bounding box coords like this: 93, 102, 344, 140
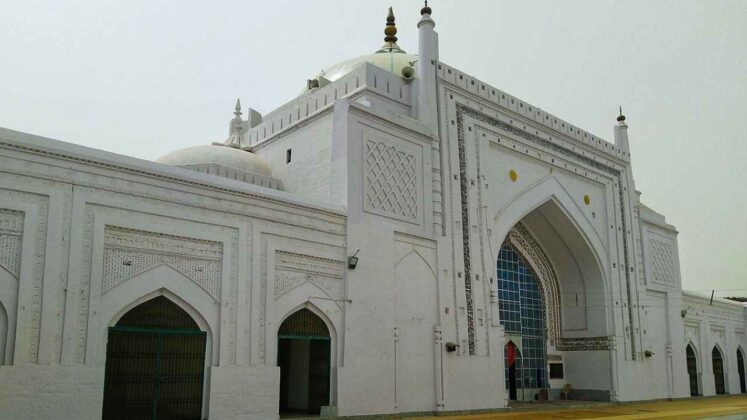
274, 251, 344, 301
556, 336, 613, 351
455, 104, 636, 357
506, 223, 562, 345
0, 189, 48, 363
0, 209, 24, 277
102, 226, 224, 299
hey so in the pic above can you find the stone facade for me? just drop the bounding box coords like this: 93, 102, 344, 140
0, 7, 744, 420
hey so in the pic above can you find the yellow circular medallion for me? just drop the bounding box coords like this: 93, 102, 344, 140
509, 169, 517, 182
584, 194, 591, 205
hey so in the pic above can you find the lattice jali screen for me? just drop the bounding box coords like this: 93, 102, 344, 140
651, 238, 676, 285
364, 139, 418, 221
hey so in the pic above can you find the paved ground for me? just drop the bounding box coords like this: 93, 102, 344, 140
410, 395, 747, 419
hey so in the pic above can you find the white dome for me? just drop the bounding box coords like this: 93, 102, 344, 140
157, 144, 271, 177
319, 51, 418, 83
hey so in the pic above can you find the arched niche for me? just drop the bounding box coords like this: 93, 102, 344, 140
712, 345, 726, 395
492, 177, 612, 341
92, 264, 218, 367
686, 342, 700, 396
102, 295, 208, 420
277, 307, 333, 416
737, 346, 746, 394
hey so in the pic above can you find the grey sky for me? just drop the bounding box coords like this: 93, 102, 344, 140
1, 0, 745, 295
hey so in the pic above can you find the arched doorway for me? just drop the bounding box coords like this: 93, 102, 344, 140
504, 341, 522, 400
498, 244, 547, 401
102, 296, 207, 420
712, 346, 726, 395
737, 348, 746, 394
686, 343, 699, 396
277, 308, 331, 417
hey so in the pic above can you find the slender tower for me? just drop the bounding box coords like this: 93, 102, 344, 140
416, 1, 439, 132
614, 106, 630, 152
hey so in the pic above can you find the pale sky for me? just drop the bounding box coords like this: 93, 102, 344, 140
1, 1, 745, 296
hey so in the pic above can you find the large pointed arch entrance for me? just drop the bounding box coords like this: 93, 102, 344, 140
495, 196, 613, 402
102, 296, 207, 420
277, 308, 331, 417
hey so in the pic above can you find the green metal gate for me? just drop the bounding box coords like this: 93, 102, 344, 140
102, 297, 206, 420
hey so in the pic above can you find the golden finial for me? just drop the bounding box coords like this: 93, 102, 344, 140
384, 7, 398, 44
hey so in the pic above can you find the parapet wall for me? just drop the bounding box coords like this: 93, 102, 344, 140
437, 62, 629, 163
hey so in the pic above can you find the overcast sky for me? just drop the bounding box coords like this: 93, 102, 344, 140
1, 0, 745, 296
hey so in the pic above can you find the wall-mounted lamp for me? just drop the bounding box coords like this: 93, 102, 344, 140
681, 306, 692, 318
644, 350, 655, 358
348, 249, 360, 270
445, 342, 459, 352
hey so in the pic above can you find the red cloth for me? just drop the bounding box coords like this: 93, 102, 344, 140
507, 342, 516, 367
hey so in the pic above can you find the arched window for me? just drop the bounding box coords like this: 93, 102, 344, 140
686, 343, 699, 396
102, 296, 206, 420
737, 348, 746, 394
712, 346, 726, 395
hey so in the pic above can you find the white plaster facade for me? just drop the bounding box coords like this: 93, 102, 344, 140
0, 6, 745, 420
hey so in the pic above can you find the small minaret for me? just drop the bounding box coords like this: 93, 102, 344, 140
224, 98, 244, 148
614, 106, 630, 152
416, 1, 439, 132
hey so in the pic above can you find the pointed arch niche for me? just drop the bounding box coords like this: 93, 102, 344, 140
496, 196, 614, 400
499, 199, 612, 349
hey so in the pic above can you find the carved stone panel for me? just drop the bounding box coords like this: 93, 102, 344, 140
102, 226, 223, 299
650, 238, 676, 286
0, 209, 24, 277
363, 139, 419, 222
274, 251, 344, 301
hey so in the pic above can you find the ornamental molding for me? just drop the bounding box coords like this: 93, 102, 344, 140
506, 223, 562, 346
456, 103, 637, 357
0, 189, 49, 363
102, 226, 223, 300
0, 138, 345, 220
555, 336, 613, 351
274, 251, 344, 301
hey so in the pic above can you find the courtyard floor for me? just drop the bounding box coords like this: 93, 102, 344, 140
410, 395, 747, 419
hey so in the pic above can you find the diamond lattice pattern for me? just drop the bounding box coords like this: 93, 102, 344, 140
365, 140, 418, 220
651, 239, 676, 285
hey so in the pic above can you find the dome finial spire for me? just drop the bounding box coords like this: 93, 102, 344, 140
234, 98, 242, 118
226, 98, 244, 148
421, 0, 432, 16
617, 105, 626, 123
384, 6, 398, 45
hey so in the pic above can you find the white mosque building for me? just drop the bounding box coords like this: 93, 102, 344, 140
0, 4, 744, 420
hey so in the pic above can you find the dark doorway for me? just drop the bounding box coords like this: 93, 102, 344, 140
712, 346, 726, 395
277, 308, 331, 417
737, 349, 746, 394
102, 296, 206, 420
686, 344, 699, 396
505, 341, 521, 401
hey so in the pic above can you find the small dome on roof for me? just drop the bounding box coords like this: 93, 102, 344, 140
158, 144, 271, 177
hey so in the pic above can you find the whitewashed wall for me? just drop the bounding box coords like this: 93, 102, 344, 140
0, 127, 346, 420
